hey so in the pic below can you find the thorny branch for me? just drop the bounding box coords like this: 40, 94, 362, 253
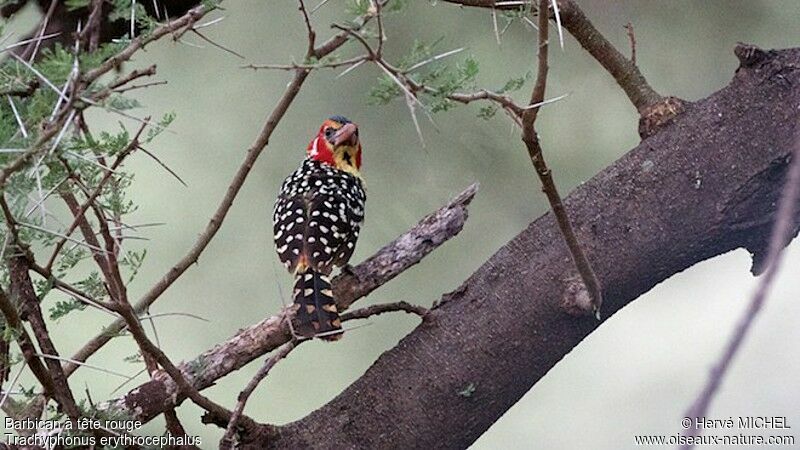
249, 1, 601, 317
440, 0, 679, 137
0, 6, 214, 188
44, 123, 145, 273
67, 2, 381, 376
520, 0, 602, 316
286, 0, 600, 316
6, 254, 82, 424
0, 0, 219, 441
2, 1, 460, 443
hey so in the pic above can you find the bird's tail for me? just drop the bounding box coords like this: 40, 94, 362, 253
292, 268, 343, 341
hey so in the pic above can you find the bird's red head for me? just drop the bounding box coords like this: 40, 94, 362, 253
307, 116, 362, 175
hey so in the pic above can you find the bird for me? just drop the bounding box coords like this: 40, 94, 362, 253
272, 116, 366, 341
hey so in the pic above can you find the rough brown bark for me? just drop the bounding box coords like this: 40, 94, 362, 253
257, 46, 800, 449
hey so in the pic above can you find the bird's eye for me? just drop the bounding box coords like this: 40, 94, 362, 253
324, 127, 334, 138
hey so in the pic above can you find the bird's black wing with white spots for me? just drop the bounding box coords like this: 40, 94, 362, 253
273, 159, 366, 275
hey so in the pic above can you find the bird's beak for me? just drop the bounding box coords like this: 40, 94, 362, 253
333, 123, 358, 147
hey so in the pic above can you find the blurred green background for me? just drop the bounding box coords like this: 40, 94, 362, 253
2, 1, 800, 448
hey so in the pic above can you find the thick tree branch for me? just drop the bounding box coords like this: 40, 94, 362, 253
552, 0, 663, 112
99, 183, 477, 422
681, 115, 800, 449
258, 45, 800, 449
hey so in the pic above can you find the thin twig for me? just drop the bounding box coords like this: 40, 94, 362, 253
298, 0, 316, 58
191, 29, 245, 59
137, 145, 188, 187
519, 0, 603, 318
110, 298, 262, 434
624, 22, 636, 65
46, 121, 147, 271
34, 353, 132, 379
242, 55, 368, 71
82, 4, 215, 85
220, 341, 298, 448
112, 80, 168, 94
374, 0, 385, 56
341, 301, 428, 321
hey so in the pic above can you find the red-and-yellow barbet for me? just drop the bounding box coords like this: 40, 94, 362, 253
273, 116, 365, 341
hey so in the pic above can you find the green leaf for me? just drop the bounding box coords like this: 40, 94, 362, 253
107, 95, 142, 111
120, 248, 147, 284
497, 72, 531, 94
144, 111, 176, 143
478, 105, 498, 120
49, 299, 87, 321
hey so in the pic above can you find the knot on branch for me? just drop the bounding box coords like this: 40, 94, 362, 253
719, 153, 799, 275
560, 275, 595, 318
638, 96, 687, 139
735, 43, 772, 69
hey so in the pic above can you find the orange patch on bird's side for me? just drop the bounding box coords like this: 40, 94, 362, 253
294, 255, 309, 273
